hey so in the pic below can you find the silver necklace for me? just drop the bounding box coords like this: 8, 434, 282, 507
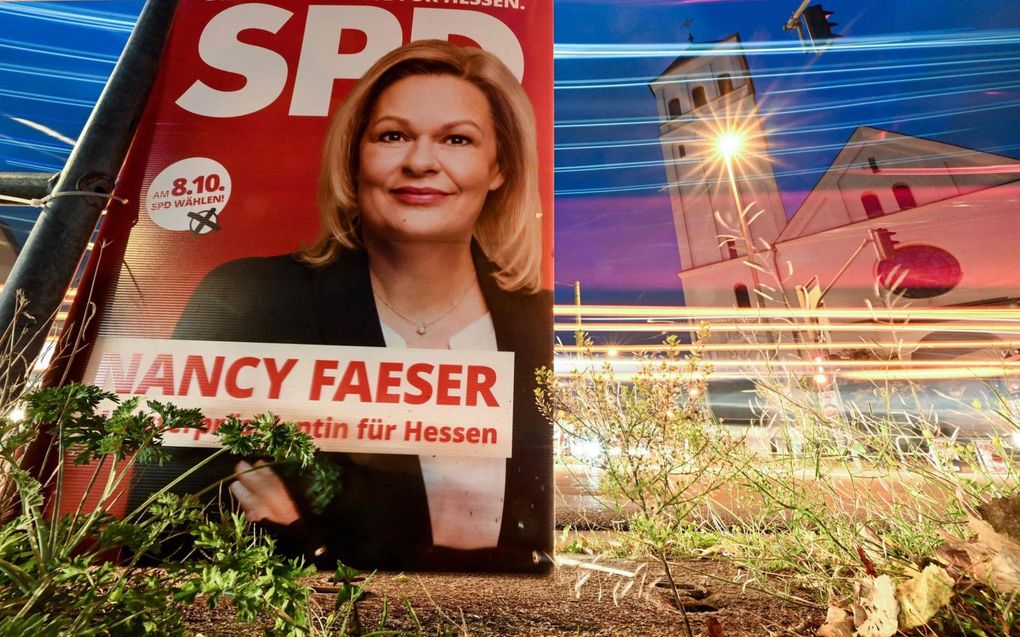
372, 283, 474, 336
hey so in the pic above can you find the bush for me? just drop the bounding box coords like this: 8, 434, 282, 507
0, 383, 339, 636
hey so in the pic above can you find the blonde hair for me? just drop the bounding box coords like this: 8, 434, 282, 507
302, 40, 543, 293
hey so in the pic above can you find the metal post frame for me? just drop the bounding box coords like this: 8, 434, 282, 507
0, 0, 179, 394
0, 172, 55, 203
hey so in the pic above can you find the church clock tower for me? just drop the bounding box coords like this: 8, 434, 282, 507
650, 34, 787, 273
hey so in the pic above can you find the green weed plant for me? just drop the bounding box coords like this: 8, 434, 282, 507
0, 383, 339, 636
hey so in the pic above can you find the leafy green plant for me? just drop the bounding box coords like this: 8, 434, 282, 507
542, 318, 1020, 634
0, 382, 343, 636
712, 366, 1020, 634
537, 329, 748, 637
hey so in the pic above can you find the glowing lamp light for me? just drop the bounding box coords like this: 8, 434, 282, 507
8, 405, 25, 422
716, 132, 746, 160
813, 373, 829, 386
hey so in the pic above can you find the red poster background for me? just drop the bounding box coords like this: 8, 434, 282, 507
56, 0, 554, 565
89, 0, 553, 341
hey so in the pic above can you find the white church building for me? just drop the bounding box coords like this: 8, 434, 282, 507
650, 34, 1020, 373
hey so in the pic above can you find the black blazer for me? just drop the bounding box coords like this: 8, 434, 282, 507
161, 246, 553, 572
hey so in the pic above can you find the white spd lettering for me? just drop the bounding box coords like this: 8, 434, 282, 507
175, 3, 524, 118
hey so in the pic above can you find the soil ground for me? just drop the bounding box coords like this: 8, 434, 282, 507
184, 550, 825, 637
184, 465, 826, 636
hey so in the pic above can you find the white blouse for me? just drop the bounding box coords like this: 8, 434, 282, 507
379, 313, 506, 550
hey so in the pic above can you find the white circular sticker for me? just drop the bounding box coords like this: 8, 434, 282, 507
144, 157, 231, 234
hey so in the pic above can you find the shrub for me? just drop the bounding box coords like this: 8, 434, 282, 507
0, 383, 340, 636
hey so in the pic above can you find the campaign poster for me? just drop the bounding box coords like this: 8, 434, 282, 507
61, 0, 554, 573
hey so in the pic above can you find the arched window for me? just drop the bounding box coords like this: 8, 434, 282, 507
692, 86, 707, 109
725, 239, 738, 258
717, 74, 734, 96
734, 284, 751, 308
893, 183, 916, 210
667, 98, 682, 118
861, 192, 884, 219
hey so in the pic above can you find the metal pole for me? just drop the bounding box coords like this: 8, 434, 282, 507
783, 0, 812, 31
724, 155, 763, 306
0, 0, 180, 396
573, 281, 582, 333
0, 173, 55, 203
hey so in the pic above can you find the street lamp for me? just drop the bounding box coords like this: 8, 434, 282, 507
716, 132, 745, 161
713, 130, 763, 307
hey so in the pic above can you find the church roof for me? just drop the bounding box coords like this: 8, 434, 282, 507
776, 126, 1020, 242
650, 33, 743, 93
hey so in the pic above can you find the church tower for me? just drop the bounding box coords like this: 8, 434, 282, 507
650, 34, 787, 273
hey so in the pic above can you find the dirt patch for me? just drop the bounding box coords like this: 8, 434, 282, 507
184, 556, 824, 636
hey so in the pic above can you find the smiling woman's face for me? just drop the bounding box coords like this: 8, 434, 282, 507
357, 74, 505, 246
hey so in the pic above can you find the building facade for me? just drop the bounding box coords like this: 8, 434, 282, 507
651, 36, 1020, 369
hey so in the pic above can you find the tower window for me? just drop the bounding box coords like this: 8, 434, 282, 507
893, 183, 916, 210
667, 98, 682, 118
734, 284, 751, 308
725, 239, 738, 259
717, 74, 734, 95
861, 192, 884, 219
692, 86, 707, 109
676, 144, 686, 158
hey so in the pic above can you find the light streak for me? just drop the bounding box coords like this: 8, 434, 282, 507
557, 53, 1020, 91
553, 304, 1020, 320
556, 82, 1020, 130
553, 360, 1020, 384
0, 37, 119, 65
0, 3, 137, 33
847, 165, 1020, 176
4, 159, 63, 172
658, 360, 1020, 368
551, 367, 1020, 382
556, 136, 1020, 178
841, 367, 1020, 381
0, 137, 69, 155
560, 358, 1020, 370
7, 116, 76, 147
554, 101, 1020, 194
554, 340, 1019, 354
553, 29, 1020, 59
0, 87, 96, 109
554, 323, 1020, 333
0, 63, 108, 86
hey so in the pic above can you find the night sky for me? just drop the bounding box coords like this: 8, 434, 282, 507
2, 1, 1019, 306
553, 0, 1020, 304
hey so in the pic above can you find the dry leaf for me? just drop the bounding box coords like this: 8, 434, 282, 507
705, 616, 725, 637
935, 533, 1020, 593
855, 575, 899, 637
851, 601, 866, 628
968, 514, 1020, 555
816, 606, 853, 637
896, 564, 954, 629
977, 494, 1020, 542
964, 515, 1020, 593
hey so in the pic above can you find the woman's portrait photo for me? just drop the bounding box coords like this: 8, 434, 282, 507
156, 39, 553, 572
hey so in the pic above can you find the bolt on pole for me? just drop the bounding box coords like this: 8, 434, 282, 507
0, 0, 180, 399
